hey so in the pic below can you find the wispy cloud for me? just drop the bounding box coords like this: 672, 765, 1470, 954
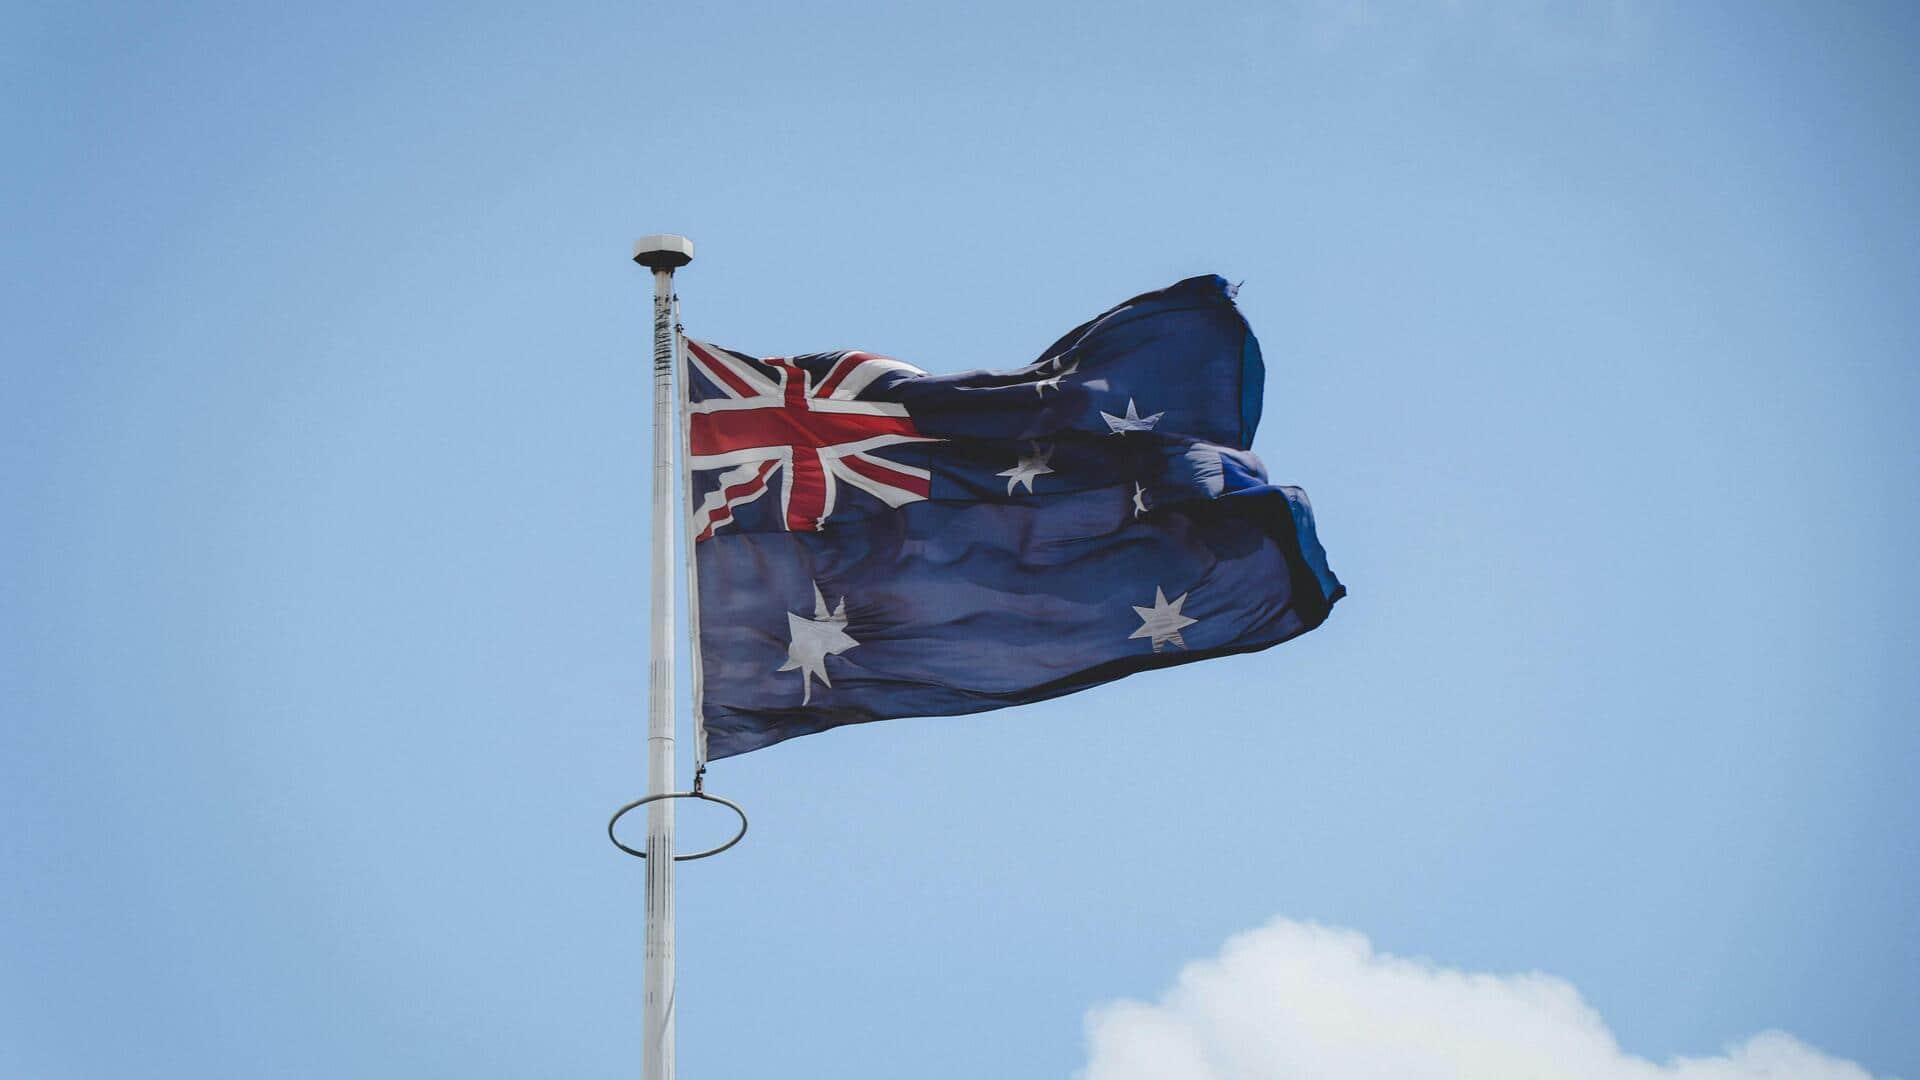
1081, 918, 1877, 1080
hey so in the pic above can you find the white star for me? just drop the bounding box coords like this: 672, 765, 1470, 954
1130, 586, 1198, 652
1034, 357, 1079, 396
1100, 398, 1164, 434
997, 442, 1056, 494
778, 581, 860, 704
1132, 482, 1149, 518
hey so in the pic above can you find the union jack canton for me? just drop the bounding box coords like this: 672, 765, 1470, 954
685, 341, 937, 541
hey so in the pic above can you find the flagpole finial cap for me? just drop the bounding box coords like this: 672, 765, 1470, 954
633, 234, 694, 270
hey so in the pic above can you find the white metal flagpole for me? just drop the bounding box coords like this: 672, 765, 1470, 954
632, 232, 693, 1080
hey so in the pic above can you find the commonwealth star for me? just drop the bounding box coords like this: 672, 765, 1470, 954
779, 581, 860, 704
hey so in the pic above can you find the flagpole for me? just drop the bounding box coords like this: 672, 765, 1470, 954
633, 233, 693, 1080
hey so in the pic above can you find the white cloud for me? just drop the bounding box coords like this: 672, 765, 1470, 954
1080, 918, 1877, 1080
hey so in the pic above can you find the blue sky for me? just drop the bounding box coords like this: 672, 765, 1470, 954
4, 2, 1916, 1077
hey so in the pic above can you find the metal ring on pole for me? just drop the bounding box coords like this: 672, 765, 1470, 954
607, 790, 748, 862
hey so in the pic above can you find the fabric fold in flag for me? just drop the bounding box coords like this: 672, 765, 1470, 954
686, 275, 1344, 758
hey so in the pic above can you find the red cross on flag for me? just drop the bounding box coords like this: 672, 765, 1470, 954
684, 340, 938, 541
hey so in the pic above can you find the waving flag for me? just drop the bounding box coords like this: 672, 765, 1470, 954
687, 275, 1343, 758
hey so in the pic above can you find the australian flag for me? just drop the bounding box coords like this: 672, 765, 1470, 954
685, 275, 1343, 759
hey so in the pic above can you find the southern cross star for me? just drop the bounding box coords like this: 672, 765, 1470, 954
1033, 356, 1078, 396
779, 581, 859, 704
1130, 585, 1198, 652
1100, 398, 1164, 434
998, 442, 1056, 494
1132, 481, 1149, 518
